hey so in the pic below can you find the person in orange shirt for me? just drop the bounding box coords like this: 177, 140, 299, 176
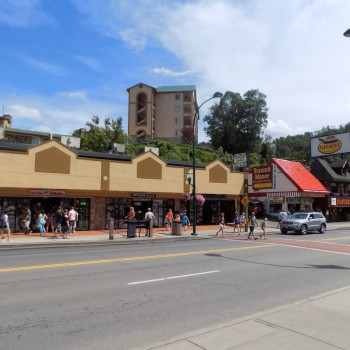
165, 209, 173, 231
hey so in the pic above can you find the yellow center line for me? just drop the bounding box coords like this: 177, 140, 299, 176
0, 245, 273, 273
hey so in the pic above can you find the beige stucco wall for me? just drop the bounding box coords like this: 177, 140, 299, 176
0, 141, 245, 198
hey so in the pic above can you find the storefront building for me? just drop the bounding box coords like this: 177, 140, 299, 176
248, 158, 329, 215
310, 158, 350, 221
0, 140, 245, 233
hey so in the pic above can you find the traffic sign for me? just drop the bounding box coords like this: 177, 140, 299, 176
241, 196, 249, 207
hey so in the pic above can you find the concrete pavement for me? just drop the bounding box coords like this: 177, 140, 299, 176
1, 221, 350, 349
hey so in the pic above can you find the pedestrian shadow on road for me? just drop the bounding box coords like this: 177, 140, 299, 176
204, 254, 350, 270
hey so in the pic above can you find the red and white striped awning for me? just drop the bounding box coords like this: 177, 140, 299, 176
266, 191, 326, 198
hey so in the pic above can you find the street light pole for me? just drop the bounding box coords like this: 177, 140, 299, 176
344, 28, 350, 37
191, 91, 223, 236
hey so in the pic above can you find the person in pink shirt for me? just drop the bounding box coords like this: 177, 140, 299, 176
68, 207, 78, 233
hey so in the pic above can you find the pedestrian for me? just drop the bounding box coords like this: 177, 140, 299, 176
144, 208, 156, 237
233, 212, 240, 234
37, 209, 47, 236
277, 209, 288, 228
68, 206, 78, 233
0, 209, 11, 243
125, 206, 135, 220
182, 212, 190, 232
53, 207, 63, 239
165, 209, 173, 231
260, 217, 269, 239
216, 213, 225, 236
22, 207, 32, 234
45, 210, 54, 233
239, 212, 246, 233
247, 212, 259, 240
173, 213, 181, 222
61, 209, 70, 239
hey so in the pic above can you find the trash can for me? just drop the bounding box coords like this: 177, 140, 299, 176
127, 219, 137, 238
172, 221, 182, 235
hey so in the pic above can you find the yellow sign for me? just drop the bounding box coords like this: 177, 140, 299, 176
241, 197, 249, 207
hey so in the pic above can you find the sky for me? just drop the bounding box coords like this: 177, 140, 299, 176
1, 0, 350, 142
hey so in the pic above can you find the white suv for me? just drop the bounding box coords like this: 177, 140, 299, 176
280, 212, 327, 235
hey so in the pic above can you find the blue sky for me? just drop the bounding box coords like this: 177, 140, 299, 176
1, 0, 350, 142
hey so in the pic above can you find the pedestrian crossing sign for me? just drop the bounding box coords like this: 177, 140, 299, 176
241, 197, 249, 207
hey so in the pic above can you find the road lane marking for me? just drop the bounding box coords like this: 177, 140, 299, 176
0, 245, 272, 273
323, 237, 350, 242
128, 270, 220, 285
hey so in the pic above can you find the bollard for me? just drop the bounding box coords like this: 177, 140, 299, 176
109, 218, 114, 240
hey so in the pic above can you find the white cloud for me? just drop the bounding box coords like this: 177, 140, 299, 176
72, 0, 350, 140
56, 90, 88, 101
73, 55, 103, 72
7, 104, 42, 120
151, 67, 193, 77
22, 57, 65, 75
0, 0, 53, 27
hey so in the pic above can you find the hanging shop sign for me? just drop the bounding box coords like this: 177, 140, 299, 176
252, 165, 274, 190
28, 189, 66, 197
131, 193, 156, 199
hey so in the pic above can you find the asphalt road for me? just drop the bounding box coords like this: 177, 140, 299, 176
1, 230, 350, 350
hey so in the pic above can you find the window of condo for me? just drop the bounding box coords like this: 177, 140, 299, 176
175, 94, 180, 100
175, 105, 181, 113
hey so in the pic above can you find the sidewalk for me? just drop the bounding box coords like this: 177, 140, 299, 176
139, 286, 350, 350
1, 221, 350, 247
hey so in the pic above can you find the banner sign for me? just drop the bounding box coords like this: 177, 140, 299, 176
311, 132, 350, 157
28, 189, 66, 197
330, 196, 350, 207
252, 165, 273, 190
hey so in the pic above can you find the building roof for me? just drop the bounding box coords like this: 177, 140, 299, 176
310, 158, 350, 183
156, 85, 196, 93
271, 158, 328, 193
1, 126, 70, 138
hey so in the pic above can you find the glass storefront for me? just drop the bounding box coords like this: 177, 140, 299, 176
0, 197, 90, 233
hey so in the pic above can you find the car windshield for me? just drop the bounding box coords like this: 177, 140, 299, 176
290, 213, 308, 219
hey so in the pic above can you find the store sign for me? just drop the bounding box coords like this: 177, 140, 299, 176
28, 189, 66, 197
233, 153, 248, 168
252, 165, 273, 190
311, 132, 350, 157
330, 197, 350, 207
131, 193, 156, 199
204, 194, 227, 201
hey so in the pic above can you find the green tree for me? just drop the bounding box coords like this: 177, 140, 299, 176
204, 90, 268, 154
72, 116, 129, 152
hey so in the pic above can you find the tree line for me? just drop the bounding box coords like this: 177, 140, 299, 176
72, 91, 350, 168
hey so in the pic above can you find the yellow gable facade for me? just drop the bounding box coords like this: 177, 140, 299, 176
0, 140, 245, 232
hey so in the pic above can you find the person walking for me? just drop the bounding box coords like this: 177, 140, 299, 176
165, 209, 173, 231
182, 212, 190, 232
239, 212, 246, 233
260, 217, 269, 239
61, 209, 70, 239
53, 207, 63, 239
37, 209, 47, 236
125, 206, 136, 219
144, 208, 155, 237
247, 212, 258, 240
216, 213, 226, 236
277, 209, 288, 228
23, 207, 32, 235
68, 207, 78, 233
0, 209, 11, 242
233, 212, 240, 234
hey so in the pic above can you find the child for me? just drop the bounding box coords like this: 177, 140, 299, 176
182, 212, 190, 232
216, 213, 225, 237
260, 217, 269, 239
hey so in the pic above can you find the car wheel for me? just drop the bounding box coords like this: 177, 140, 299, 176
319, 224, 326, 234
300, 225, 307, 235
281, 229, 287, 234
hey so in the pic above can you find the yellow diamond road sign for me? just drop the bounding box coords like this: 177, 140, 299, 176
241, 197, 249, 207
